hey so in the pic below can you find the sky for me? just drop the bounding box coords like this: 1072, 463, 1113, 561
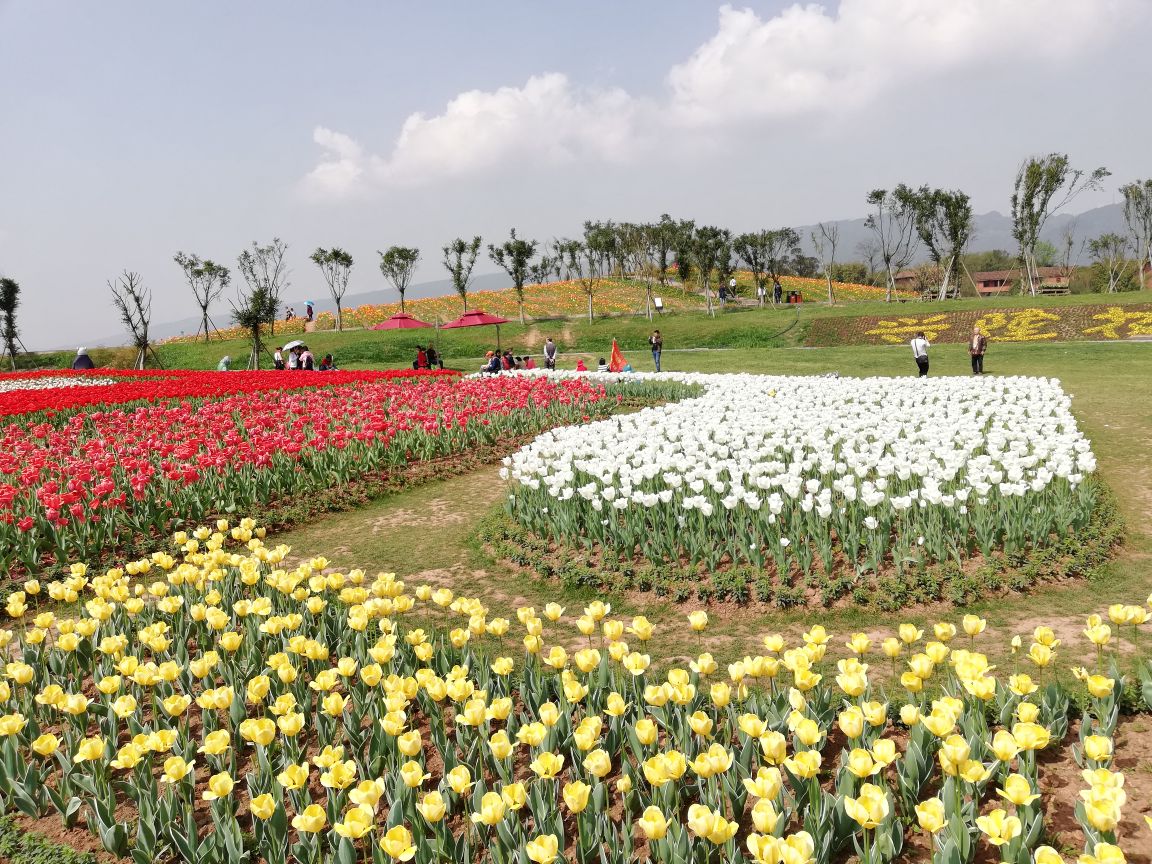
1, 0, 1149, 349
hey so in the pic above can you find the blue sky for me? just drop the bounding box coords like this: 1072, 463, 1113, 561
1, 1, 1149, 348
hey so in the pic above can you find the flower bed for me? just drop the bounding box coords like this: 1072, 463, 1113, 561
0, 369, 445, 418
0, 374, 614, 576
804, 304, 1152, 347
502, 373, 1100, 608
0, 527, 1147, 863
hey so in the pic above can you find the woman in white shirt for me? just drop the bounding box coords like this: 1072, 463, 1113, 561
910, 331, 930, 377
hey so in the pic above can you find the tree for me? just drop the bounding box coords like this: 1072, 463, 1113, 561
1088, 233, 1133, 293
714, 231, 736, 299
1033, 240, 1058, 267
488, 229, 539, 325
651, 215, 679, 297
689, 226, 729, 318
442, 236, 482, 313
1057, 221, 1084, 285
236, 241, 290, 343
377, 246, 421, 313
0, 277, 21, 370
173, 252, 230, 342
909, 186, 974, 300
864, 186, 918, 302
236, 239, 291, 369
1120, 179, 1152, 290
582, 221, 618, 279
811, 222, 840, 304
527, 256, 555, 289
733, 229, 798, 305
561, 240, 601, 323
1011, 154, 1109, 296
620, 223, 659, 319
311, 247, 354, 331
108, 271, 156, 369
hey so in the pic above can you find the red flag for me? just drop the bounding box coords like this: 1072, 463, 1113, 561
609, 339, 628, 373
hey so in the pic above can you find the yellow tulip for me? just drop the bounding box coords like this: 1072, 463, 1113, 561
321, 759, 358, 790
1083, 735, 1113, 763
844, 783, 889, 829
525, 834, 559, 864
915, 797, 947, 833
417, 791, 446, 823
783, 750, 821, 779
74, 736, 105, 763
976, 808, 1021, 846
998, 773, 1039, 807
202, 771, 234, 801
686, 803, 739, 844
743, 765, 783, 800
31, 733, 59, 757
991, 729, 1020, 763
501, 782, 528, 810
1012, 722, 1051, 751
846, 748, 879, 779
379, 825, 416, 860
250, 793, 276, 821
562, 780, 591, 814
1086, 675, 1115, 699
277, 762, 309, 791
334, 805, 375, 839
687, 611, 709, 631
760, 731, 788, 765
471, 791, 507, 826
636, 806, 668, 840
161, 755, 194, 784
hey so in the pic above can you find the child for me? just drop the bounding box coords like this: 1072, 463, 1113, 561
596, 357, 609, 372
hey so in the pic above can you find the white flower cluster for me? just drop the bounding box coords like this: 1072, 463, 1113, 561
0, 375, 117, 394
503, 372, 1098, 572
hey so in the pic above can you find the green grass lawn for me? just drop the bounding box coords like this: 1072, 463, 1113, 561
272, 339, 1152, 675
19, 289, 1152, 371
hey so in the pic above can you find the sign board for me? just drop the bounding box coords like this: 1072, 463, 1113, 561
653, 297, 664, 310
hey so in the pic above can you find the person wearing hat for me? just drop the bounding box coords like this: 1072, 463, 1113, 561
72, 347, 95, 370
482, 351, 501, 373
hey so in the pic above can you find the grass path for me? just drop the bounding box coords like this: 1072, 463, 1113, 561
270, 342, 1152, 677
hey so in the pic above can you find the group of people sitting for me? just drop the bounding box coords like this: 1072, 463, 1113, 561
412, 345, 445, 370
270, 345, 336, 371
481, 350, 537, 373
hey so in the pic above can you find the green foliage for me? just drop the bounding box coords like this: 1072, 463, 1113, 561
311, 247, 355, 330
377, 246, 421, 313
0, 815, 97, 864
488, 229, 540, 322
442, 236, 483, 312
0, 276, 20, 365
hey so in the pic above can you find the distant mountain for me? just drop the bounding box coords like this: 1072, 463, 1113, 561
94, 204, 1128, 348
797, 202, 1127, 263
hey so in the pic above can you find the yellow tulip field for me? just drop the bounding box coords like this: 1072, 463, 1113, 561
0, 522, 1149, 864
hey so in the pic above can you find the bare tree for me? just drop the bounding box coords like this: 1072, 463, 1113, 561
377, 246, 421, 313
620, 223, 658, 319
109, 271, 156, 369
856, 240, 881, 285
812, 222, 840, 304
311, 247, 354, 331
174, 252, 230, 342
1120, 179, 1152, 290
864, 186, 918, 301
527, 255, 555, 289
1011, 154, 1109, 295
488, 229, 539, 324
442, 236, 482, 313
1088, 233, 1133, 293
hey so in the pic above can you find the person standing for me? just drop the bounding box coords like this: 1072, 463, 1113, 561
287, 347, 300, 370
273, 346, 285, 370
772, 278, 783, 304
543, 337, 558, 370
649, 329, 663, 372
757, 283, 766, 306
72, 347, 95, 370
910, 331, 930, 377
969, 327, 987, 375
299, 345, 315, 370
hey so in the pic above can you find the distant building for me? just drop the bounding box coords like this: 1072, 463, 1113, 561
893, 270, 919, 290
971, 266, 1070, 296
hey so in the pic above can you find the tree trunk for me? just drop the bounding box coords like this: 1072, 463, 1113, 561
336, 301, 343, 332
937, 259, 953, 302
518, 289, 526, 326
645, 284, 653, 320
885, 267, 895, 303
587, 293, 593, 323
826, 270, 835, 305
400, 292, 406, 313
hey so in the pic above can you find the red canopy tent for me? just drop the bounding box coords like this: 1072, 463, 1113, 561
371, 313, 434, 330
439, 309, 512, 350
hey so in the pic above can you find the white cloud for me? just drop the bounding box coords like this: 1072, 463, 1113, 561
303, 1, 1142, 198
666, 0, 1140, 126
302, 73, 645, 199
